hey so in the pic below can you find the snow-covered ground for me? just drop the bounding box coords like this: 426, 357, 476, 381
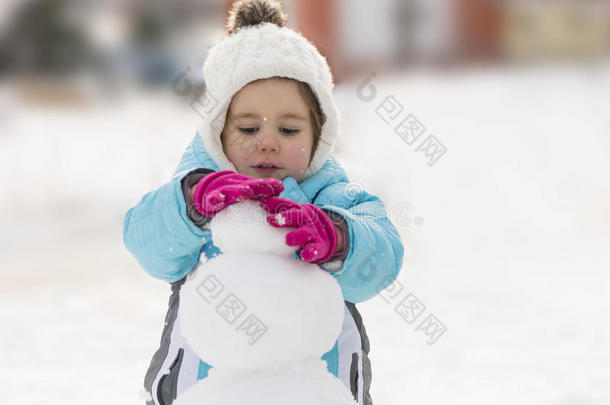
2, 62, 610, 404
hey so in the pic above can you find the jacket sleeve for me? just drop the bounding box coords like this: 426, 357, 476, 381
122, 134, 215, 282
317, 187, 405, 303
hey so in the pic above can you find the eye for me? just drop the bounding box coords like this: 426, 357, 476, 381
281, 128, 300, 135
238, 127, 258, 134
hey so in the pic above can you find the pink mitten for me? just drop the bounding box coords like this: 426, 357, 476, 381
260, 197, 338, 264
192, 171, 284, 216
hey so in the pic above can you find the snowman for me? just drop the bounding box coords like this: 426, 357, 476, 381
174, 200, 358, 405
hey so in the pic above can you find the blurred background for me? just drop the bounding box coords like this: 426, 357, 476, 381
1, 0, 609, 404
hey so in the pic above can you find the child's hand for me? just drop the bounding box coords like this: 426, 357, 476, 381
192, 171, 284, 216
260, 197, 339, 264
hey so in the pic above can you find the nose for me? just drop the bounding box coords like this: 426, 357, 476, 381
256, 132, 279, 153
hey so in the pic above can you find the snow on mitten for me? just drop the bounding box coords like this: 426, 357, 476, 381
260, 197, 339, 264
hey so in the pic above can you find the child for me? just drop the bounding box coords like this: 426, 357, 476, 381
123, 1, 404, 404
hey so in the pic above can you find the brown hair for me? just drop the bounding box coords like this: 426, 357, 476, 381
295, 80, 325, 162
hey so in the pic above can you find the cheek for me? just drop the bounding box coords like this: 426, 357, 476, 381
285, 144, 312, 167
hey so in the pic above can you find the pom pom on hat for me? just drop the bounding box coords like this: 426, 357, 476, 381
226, 0, 287, 35
198, 0, 340, 178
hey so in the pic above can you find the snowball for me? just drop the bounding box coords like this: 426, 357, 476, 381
179, 252, 344, 370
173, 359, 357, 405
210, 200, 295, 256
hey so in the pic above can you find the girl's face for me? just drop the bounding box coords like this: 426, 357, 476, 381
221, 77, 314, 183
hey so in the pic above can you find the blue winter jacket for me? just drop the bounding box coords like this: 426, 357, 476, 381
123, 131, 404, 303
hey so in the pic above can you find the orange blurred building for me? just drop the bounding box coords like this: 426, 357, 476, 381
223, 0, 610, 83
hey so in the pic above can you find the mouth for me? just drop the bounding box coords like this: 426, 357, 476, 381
252, 163, 281, 175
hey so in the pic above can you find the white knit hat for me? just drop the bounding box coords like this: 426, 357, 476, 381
196, 22, 340, 178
